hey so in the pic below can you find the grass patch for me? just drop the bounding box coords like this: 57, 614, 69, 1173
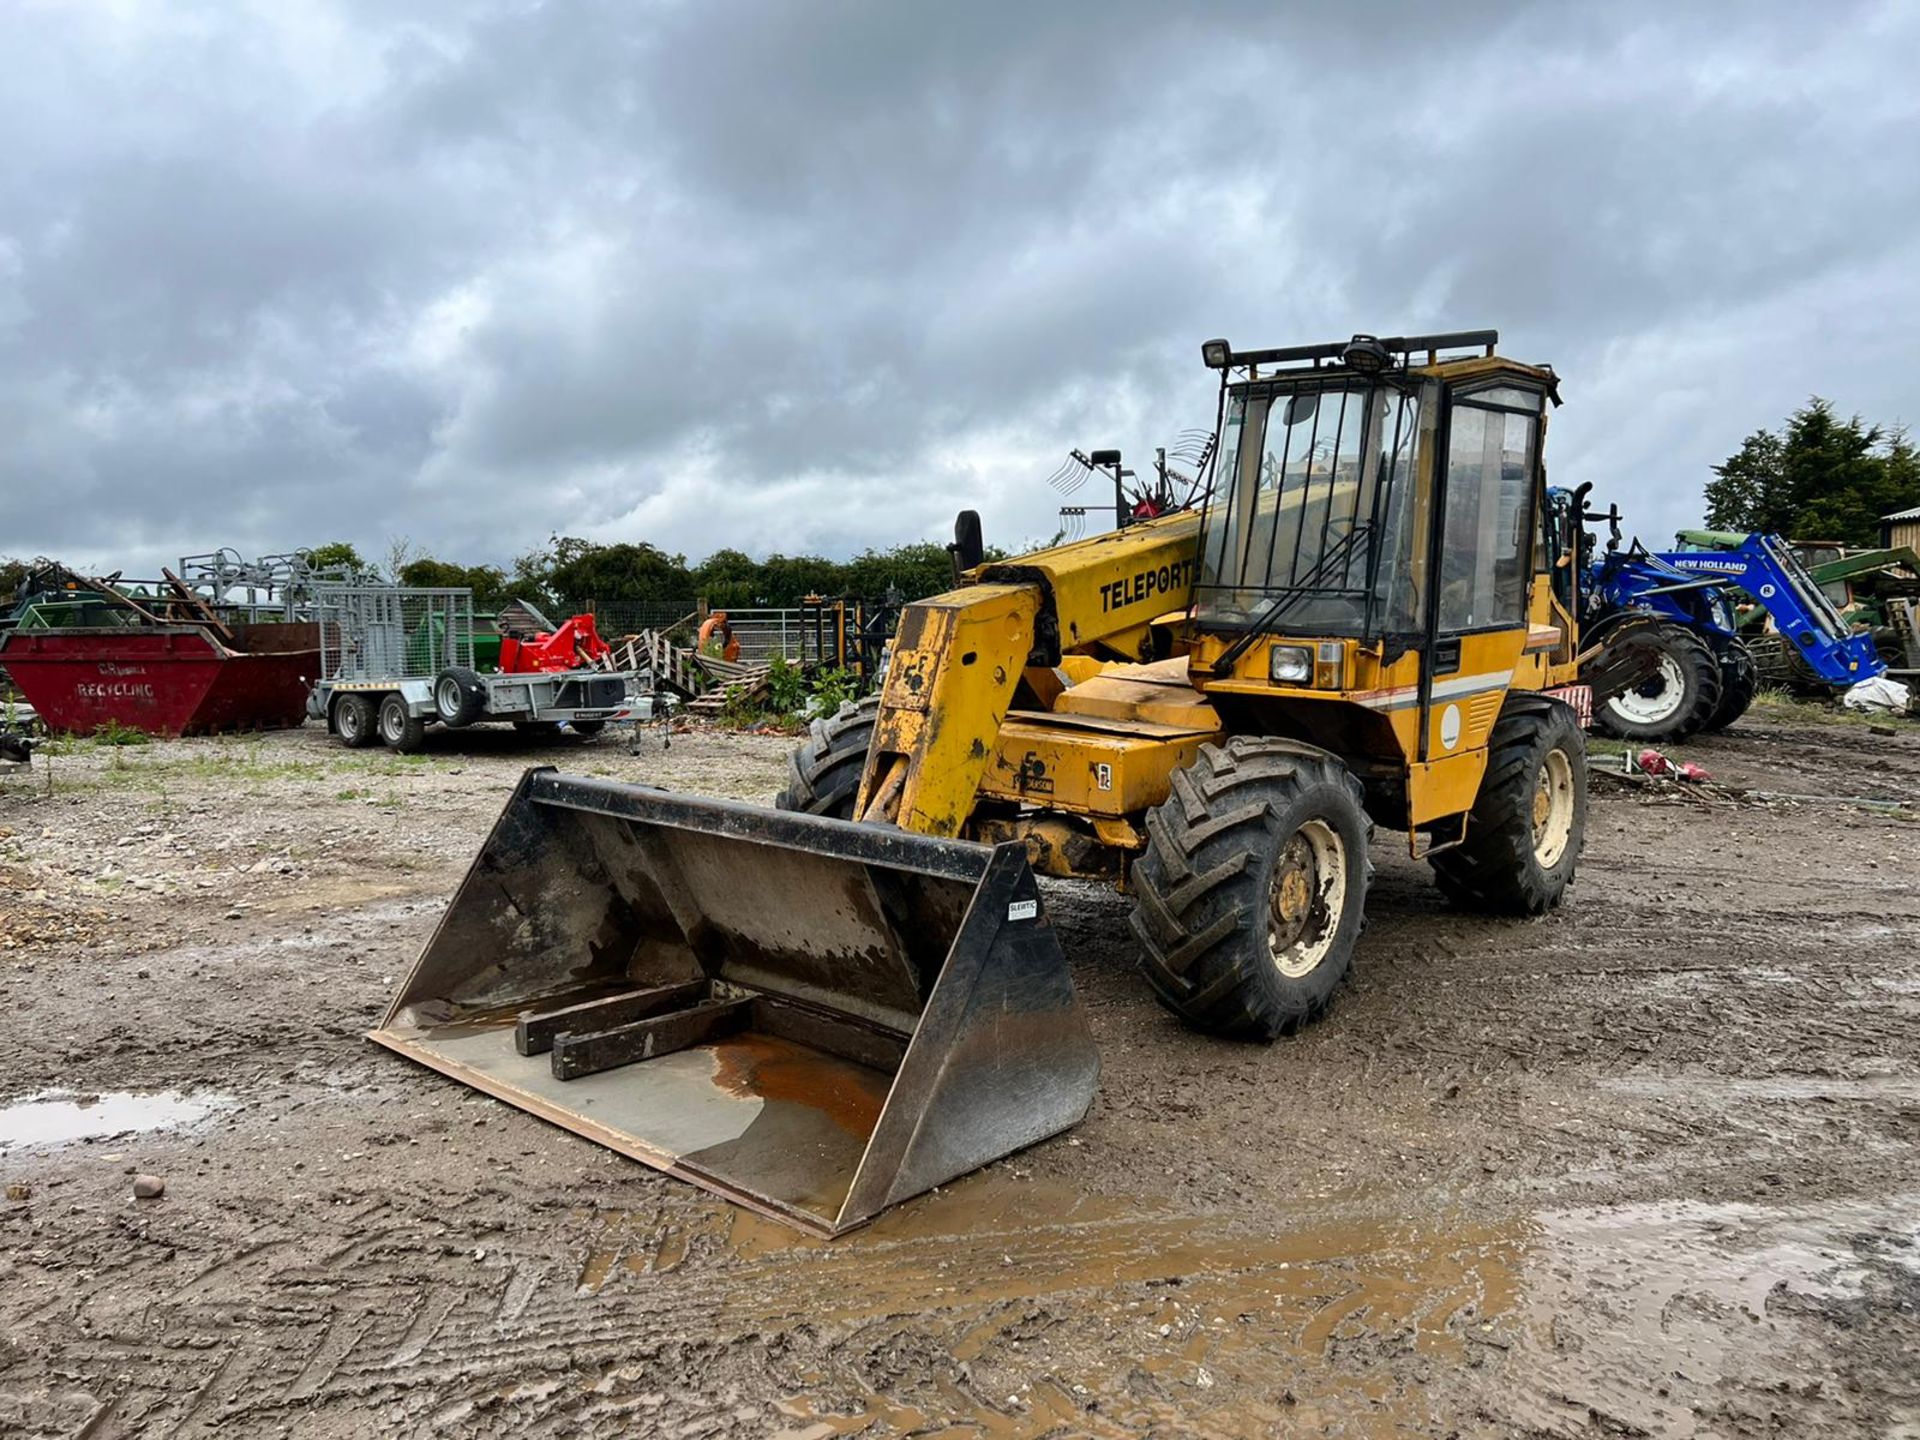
1749, 687, 1908, 730
93, 754, 328, 786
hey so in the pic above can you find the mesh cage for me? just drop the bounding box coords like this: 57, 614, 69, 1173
314, 586, 476, 682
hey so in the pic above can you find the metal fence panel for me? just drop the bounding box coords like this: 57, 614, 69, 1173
313, 586, 476, 682
723, 609, 811, 663
586, 600, 700, 637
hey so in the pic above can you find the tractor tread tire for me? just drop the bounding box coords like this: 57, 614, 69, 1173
775, 695, 881, 819
1700, 639, 1757, 732
1430, 694, 1586, 916
1594, 621, 1722, 742
1129, 737, 1371, 1041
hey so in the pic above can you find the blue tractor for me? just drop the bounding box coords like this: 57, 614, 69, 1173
1552, 486, 1884, 741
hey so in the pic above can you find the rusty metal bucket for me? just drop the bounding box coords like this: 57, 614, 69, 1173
370, 770, 1099, 1236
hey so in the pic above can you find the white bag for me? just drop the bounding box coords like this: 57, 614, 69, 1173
1841, 675, 1911, 713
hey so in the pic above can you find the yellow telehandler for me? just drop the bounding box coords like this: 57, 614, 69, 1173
373, 329, 1592, 1234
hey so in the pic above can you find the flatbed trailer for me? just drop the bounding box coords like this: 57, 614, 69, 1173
308, 585, 644, 751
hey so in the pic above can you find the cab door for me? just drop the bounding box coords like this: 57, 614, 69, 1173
1412, 382, 1546, 810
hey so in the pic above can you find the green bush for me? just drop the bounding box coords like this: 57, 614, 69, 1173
765, 657, 808, 716
810, 666, 858, 716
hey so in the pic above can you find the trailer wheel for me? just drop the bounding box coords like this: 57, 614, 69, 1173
775, 695, 881, 819
333, 693, 379, 749
1130, 738, 1371, 1040
1700, 639, 1757, 732
1431, 694, 1586, 915
512, 719, 561, 742
433, 667, 487, 728
1593, 622, 1722, 741
569, 719, 606, 738
378, 693, 428, 753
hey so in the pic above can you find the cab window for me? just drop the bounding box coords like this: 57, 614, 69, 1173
1436, 387, 1541, 631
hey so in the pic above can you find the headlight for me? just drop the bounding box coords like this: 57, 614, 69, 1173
1270, 645, 1312, 683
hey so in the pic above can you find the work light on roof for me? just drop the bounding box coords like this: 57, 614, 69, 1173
1341, 335, 1391, 374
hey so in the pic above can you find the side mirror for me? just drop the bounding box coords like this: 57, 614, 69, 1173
1282, 392, 1320, 427
948, 510, 985, 582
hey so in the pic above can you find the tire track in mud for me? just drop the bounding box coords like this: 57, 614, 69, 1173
5, 1174, 1535, 1438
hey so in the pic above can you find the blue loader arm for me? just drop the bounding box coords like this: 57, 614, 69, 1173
1653, 534, 1884, 686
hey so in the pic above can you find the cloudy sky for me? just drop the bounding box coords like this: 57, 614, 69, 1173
3, 1, 1916, 579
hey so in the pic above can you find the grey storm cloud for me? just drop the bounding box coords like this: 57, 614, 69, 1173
2, 1, 1916, 577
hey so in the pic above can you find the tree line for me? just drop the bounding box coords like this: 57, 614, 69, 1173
1705, 398, 1919, 547
303, 537, 966, 614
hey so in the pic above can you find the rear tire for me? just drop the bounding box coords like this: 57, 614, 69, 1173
1594, 621, 1721, 742
434, 667, 487, 728
1130, 738, 1371, 1040
775, 695, 881, 819
333, 693, 378, 749
1700, 639, 1756, 732
1431, 694, 1586, 915
378, 693, 428, 753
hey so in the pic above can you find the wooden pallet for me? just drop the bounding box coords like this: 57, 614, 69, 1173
606, 630, 706, 697
684, 654, 773, 714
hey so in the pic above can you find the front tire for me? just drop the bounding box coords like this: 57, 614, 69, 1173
1594, 621, 1722, 742
1431, 694, 1586, 915
775, 695, 881, 819
1130, 738, 1371, 1040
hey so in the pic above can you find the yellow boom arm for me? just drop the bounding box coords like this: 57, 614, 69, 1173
856, 511, 1202, 836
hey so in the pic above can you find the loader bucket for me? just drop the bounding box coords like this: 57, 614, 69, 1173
369, 770, 1099, 1236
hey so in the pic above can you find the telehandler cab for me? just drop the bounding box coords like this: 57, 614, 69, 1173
373, 329, 1593, 1234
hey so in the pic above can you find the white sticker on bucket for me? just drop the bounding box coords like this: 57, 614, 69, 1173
1008, 899, 1039, 922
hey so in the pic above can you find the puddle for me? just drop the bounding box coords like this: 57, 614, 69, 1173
571, 1176, 1920, 1439
581, 1175, 1530, 1437
1509, 1194, 1920, 1437
0, 1090, 231, 1154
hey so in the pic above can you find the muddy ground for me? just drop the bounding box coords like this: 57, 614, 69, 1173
1, 703, 1917, 1439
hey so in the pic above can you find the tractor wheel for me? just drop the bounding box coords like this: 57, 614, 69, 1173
1700, 640, 1757, 732
1130, 737, 1371, 1041
378, 693, 428, 753
775, 695, 881, 820
569, 719, 606, 738
333, 693, 379, 749
1593, 622, 1722, 742
1430, 694, 1586, 915
433, 667, 487, 728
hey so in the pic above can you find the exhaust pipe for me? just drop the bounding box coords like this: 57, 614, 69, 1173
370, 770, 1099, 1235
